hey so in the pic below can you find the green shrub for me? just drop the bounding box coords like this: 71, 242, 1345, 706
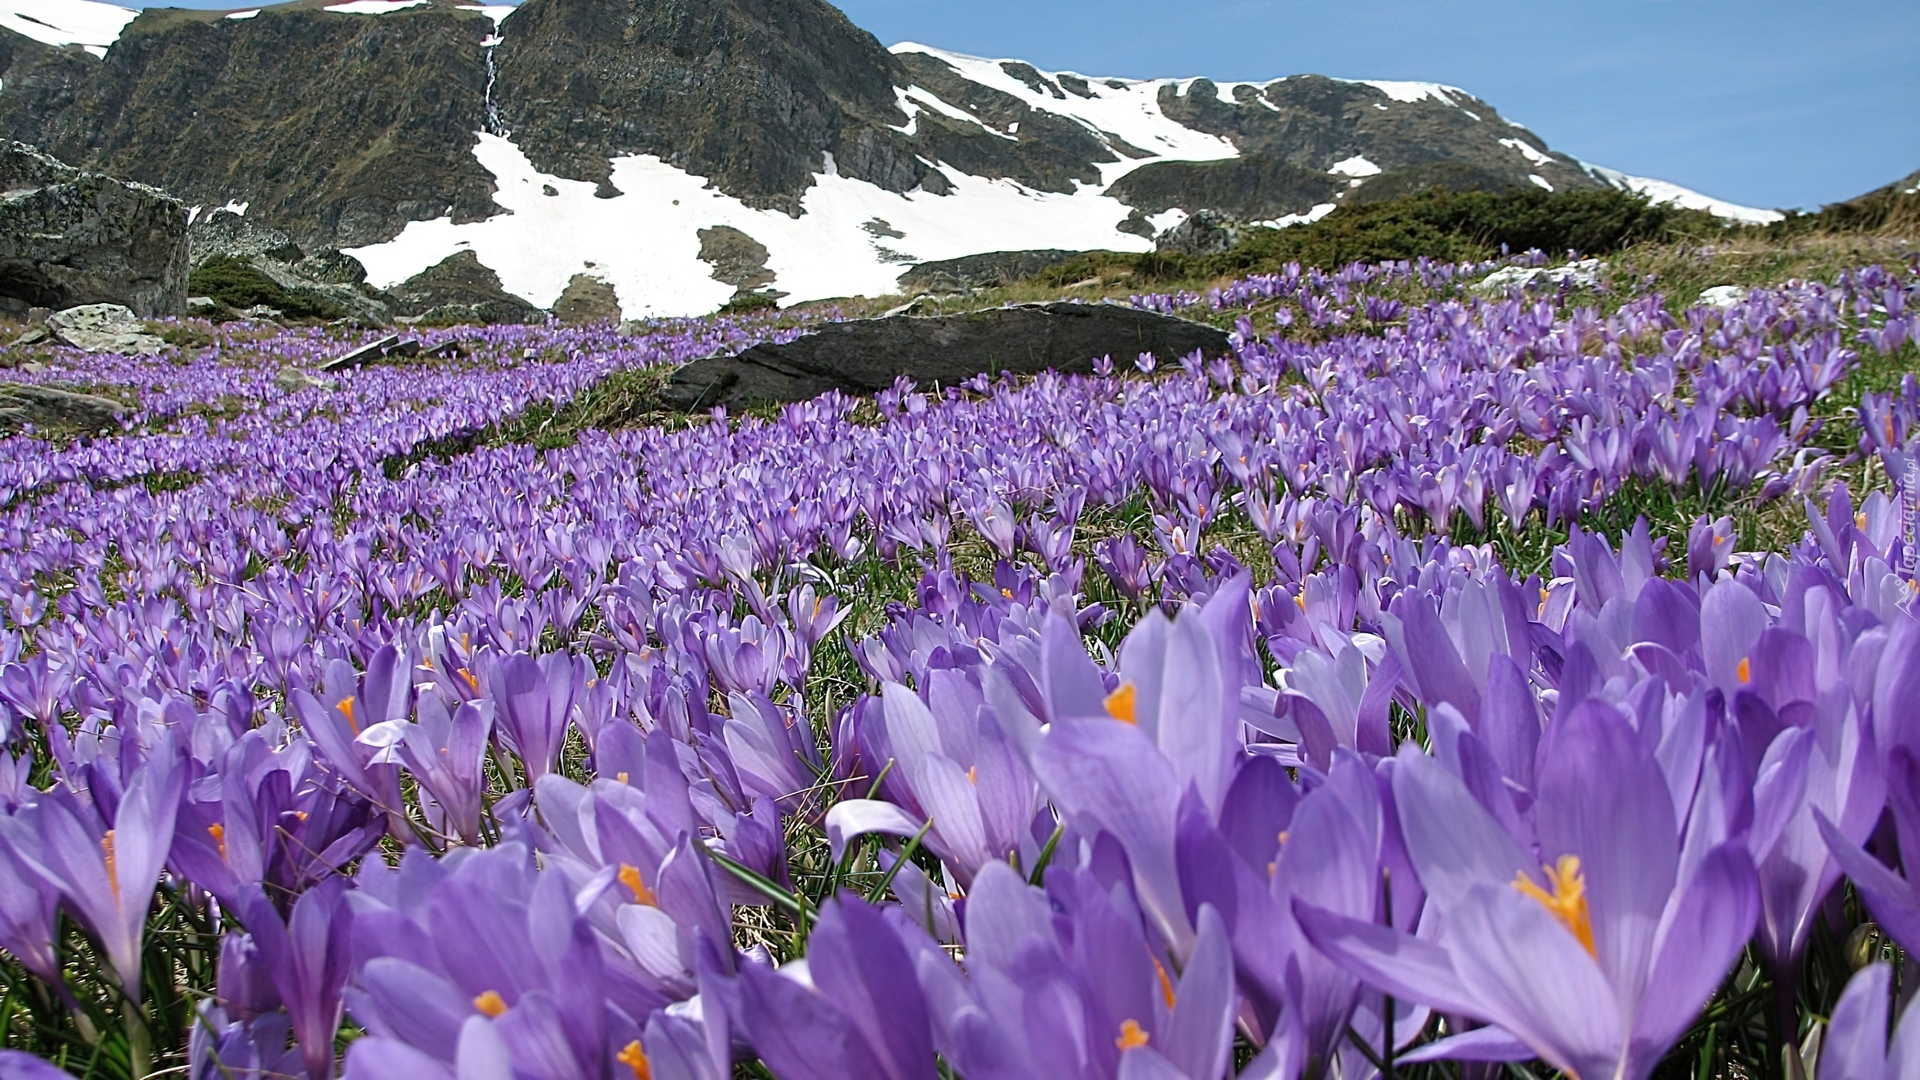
718, 291, 780, 315
186, 256, 345, 320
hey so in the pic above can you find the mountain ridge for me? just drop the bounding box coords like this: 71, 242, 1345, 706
0, 0, 1787, 316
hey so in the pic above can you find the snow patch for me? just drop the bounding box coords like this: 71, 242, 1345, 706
1698, 285, 1747, 308
455, 2, 514, 29
343, 132, 1158, 318
887, 43, 1239, 179
1583, 162, 1784, 225
1329, 155, 1381, 178
1147, 208, 1189, 235
1528, 174, 1553, 192
324, 0, 429, 14
220, 200, 249, 217
1253, 202, 1338, 229
0, 0, 136, 54
224, 8, 258, 18
1499, 137, 1553, 167
1346, 79, 1469, 106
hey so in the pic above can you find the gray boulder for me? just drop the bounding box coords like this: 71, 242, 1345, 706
0, 143, 189, 317
660, 301, 1231, 411
46, 304, 168, 354
1155, 210, 1243, 257
0, 382, 128, 434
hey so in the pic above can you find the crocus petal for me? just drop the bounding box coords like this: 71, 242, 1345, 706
1396, 1025, 1537, 1063
1628, 842, 1759, 1071
1817, 963, 1889, 1080
0, 1051, 77, 1080
1291, 900, 1480, 1019
1816, 810, 1920, 957
824, 800, 925, 862
1161, 904, 1234, 1080
1389, 748, 1532, 910
1444, 883, 1624, 1080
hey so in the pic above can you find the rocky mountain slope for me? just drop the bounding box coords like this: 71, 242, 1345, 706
0, 0, 1782, 317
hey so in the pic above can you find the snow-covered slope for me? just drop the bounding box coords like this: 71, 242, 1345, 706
1583, 163, 1784, 225
1, 0, 1791, 317
0, 0, 134, 56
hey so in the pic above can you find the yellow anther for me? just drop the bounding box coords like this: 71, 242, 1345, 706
472, 990, 508, 1017
1856, 512, 1868, 530
1151, 957, 1176, 1009
1104, 682, 1138, 724
1737, 657, 1751, 685
966, 765, 978, 784
615, 771, 630, 785
1116, 1019, 1150, 1051
1001, 588, 1014, 599
336, 697, 358, 734
208, 823, 228, 862
1294, 593, 1307, 611
1512, 854, 1596, 958
457, 667, 480, 695
617, 1041, 652, 1080
619, 864, 658, 906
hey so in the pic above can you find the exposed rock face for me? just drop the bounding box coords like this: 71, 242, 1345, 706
3, 3, 499, 249
660, 301, 1231, 411
0, 142, 188, 316
897, 250, 1082, 293
552, 273, 622, 324
492, 0, 934, 213
45, 303, 168, 353
1155, 211, 1242, 257
386, 250, 545, 324
0, 381, 128, 434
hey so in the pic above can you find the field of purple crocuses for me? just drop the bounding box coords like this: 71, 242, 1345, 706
1, 254, 1918, 1080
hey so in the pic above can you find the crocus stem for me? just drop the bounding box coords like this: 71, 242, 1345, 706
125, 1001, 151, 1080
1381, 866, 1395, 1080
1771, 963, 1803, 1080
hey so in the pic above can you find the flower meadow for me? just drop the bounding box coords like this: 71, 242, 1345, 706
1, 257, 1919, 1080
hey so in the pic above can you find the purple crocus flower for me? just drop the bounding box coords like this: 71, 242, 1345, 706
1818, 744, 1920, 955
239, 879, 353, 1080
0, 1052, 79, 1080
488, 650, 584, 786
1816, 964, 1920, 1080
1, 737, 183, 999
1300, 702, 1759, 1080
736, 893, 935, 1080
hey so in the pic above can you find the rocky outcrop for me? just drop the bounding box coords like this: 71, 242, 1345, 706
1155, 211, 1243, 257
4, 3, 499, 249
0, 382, 129, 434
698, 226, 775, 292
660, 301, 1231, 411
386, 251, 545, 324
492, 0, 934, 214
552, 274, 621, 324
0, 142, 188, 317
897, 250, 1082, 293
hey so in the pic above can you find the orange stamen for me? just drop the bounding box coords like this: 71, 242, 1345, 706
1116, 1019, 1150, 1051
472, 990, 507, 1017
1104, 682, 1137, 724
1512, 854, 1596, 958
617, 1041, 652, 1080
619, 864, 658, 906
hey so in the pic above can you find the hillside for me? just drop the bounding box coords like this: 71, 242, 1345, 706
1, 0, 1784, 316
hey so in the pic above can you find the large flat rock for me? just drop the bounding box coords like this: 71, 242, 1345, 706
659, 301, 1232, 411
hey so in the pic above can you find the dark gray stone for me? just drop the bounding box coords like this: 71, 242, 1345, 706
0, 143, 188, 317
0, 382, 128, 434
552, 274, 622, 325
321, 334, 401, 371
897, 250, 1084, 294
660, 301, 1231, 411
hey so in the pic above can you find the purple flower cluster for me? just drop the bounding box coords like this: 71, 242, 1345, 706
0, 257, 1915, 1079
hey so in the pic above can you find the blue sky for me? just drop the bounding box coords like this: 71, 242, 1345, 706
137, 0, 1918, 211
